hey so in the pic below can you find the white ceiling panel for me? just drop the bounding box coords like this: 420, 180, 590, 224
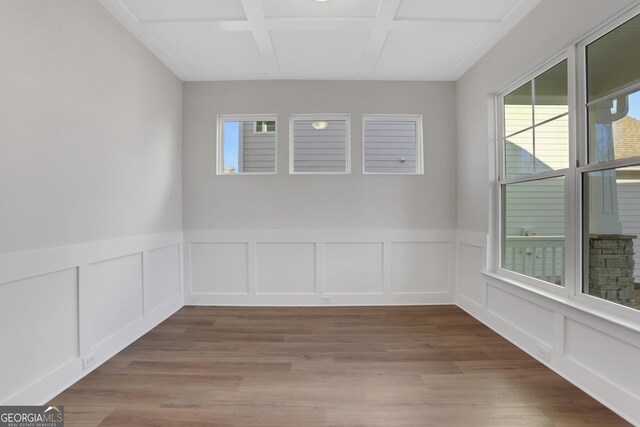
271, 30, 370, 75
119, 0, 247, 22
375, 23, 495, 78
395, 0, 523, 22
99, 0, 541, 81
146, 25, 264, 78
262, 0, 382, 20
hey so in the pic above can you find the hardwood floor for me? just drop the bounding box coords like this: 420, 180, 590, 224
50, 306, 629, 426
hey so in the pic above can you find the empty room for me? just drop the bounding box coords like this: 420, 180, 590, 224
2, 0, 640, 425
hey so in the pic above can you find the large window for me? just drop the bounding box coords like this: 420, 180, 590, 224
217, 115, 277, 175
497, 8, 640, 316
362, 115, 424, 174
289, 114, 350, 174
499, 59, 569, 286
581, 13, 640, 311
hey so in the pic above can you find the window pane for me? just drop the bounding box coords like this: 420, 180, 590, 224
504, 81, 533, 136
534, 115, 569, 172
505, 129, 533, 178
256, 120, 276, 133
588, 88, 640, 163
363, 119, 420, 174
534, 60, 568, 124
583, 166, 640, 310
503, 60, 569, 178
221, 119, 276, 174
292, 118, 348, 173
502, 177, 565, 286
223, 121, 240, 174
586, 14, 640, 103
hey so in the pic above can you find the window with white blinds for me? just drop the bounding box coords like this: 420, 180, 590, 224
363, 115, 423, 174
289, 114, 351, 174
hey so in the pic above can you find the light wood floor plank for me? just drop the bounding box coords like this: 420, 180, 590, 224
50, 305, 630, 426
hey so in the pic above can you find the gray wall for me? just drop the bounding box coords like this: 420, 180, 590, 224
183, 81, 456, 230
0, 0, 183, 254
455, 0, 637, 233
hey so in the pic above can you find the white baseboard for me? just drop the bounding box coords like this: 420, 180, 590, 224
7, 295, 183, 405
3, 227, 639, 426
187, 292, 453, 306
0, 232, 184, 405
456, 230, 640, 426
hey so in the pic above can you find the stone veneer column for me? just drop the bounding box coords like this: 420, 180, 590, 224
588, 234, 636, 307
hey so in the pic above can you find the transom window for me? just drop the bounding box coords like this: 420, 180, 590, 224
363, 115, 424, 175
217, 115, 277, 175
289, 114, 351, 174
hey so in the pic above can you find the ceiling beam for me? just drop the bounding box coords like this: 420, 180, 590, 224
139, 19, 498, 34
358, 0, 402, 76
99, 0, 540, 82
240, 0, 279, 76
100, 0, 191, 79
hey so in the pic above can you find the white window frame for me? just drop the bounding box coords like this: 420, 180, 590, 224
216, 114, 278, 175
362, 114, 424, 175
494, 51, 574, 298
572, 5, 640, 323
492, 3, 640, 327
289, 113, 351, 175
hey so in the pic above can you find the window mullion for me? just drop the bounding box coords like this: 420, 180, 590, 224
565, 46, 579, 298
532, 78, 537, 174
499, 169, 568, 185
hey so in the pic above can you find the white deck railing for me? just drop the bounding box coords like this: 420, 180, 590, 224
504, 236, 564, 285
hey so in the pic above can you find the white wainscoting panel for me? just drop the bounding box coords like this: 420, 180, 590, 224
458, 241, 484, 308
145, 244, 181, 314
257, 243, 316, 294
190, 243, 249, 294
325, 243, 383, 295
487, 285, 554, 348
185, 230, 456, 305
0, 269, 78, 403
456, 230, 640, 425
391, 242, 448, 293
565, 319, 640, 399
0, 232, 183, 405
86, 254, 143, 349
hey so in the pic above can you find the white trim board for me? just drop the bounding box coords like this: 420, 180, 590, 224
3, 226, 640, 427
97, 0, 541, 81
184, 229, 456, 306
456, 230, 640, 426
0, 232, 185, 405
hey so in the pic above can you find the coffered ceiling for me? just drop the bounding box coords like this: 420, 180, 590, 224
99, 0, 540, 81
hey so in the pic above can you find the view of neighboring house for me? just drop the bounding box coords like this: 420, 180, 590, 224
504, 104, 640, 285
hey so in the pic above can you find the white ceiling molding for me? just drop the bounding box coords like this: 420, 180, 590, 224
99, 0, 541, 81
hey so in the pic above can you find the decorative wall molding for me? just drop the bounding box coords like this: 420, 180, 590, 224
185, 229, 457, 306
456, 230, 640, 426
0, 232, 184, 405
3, 227, 639, 426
